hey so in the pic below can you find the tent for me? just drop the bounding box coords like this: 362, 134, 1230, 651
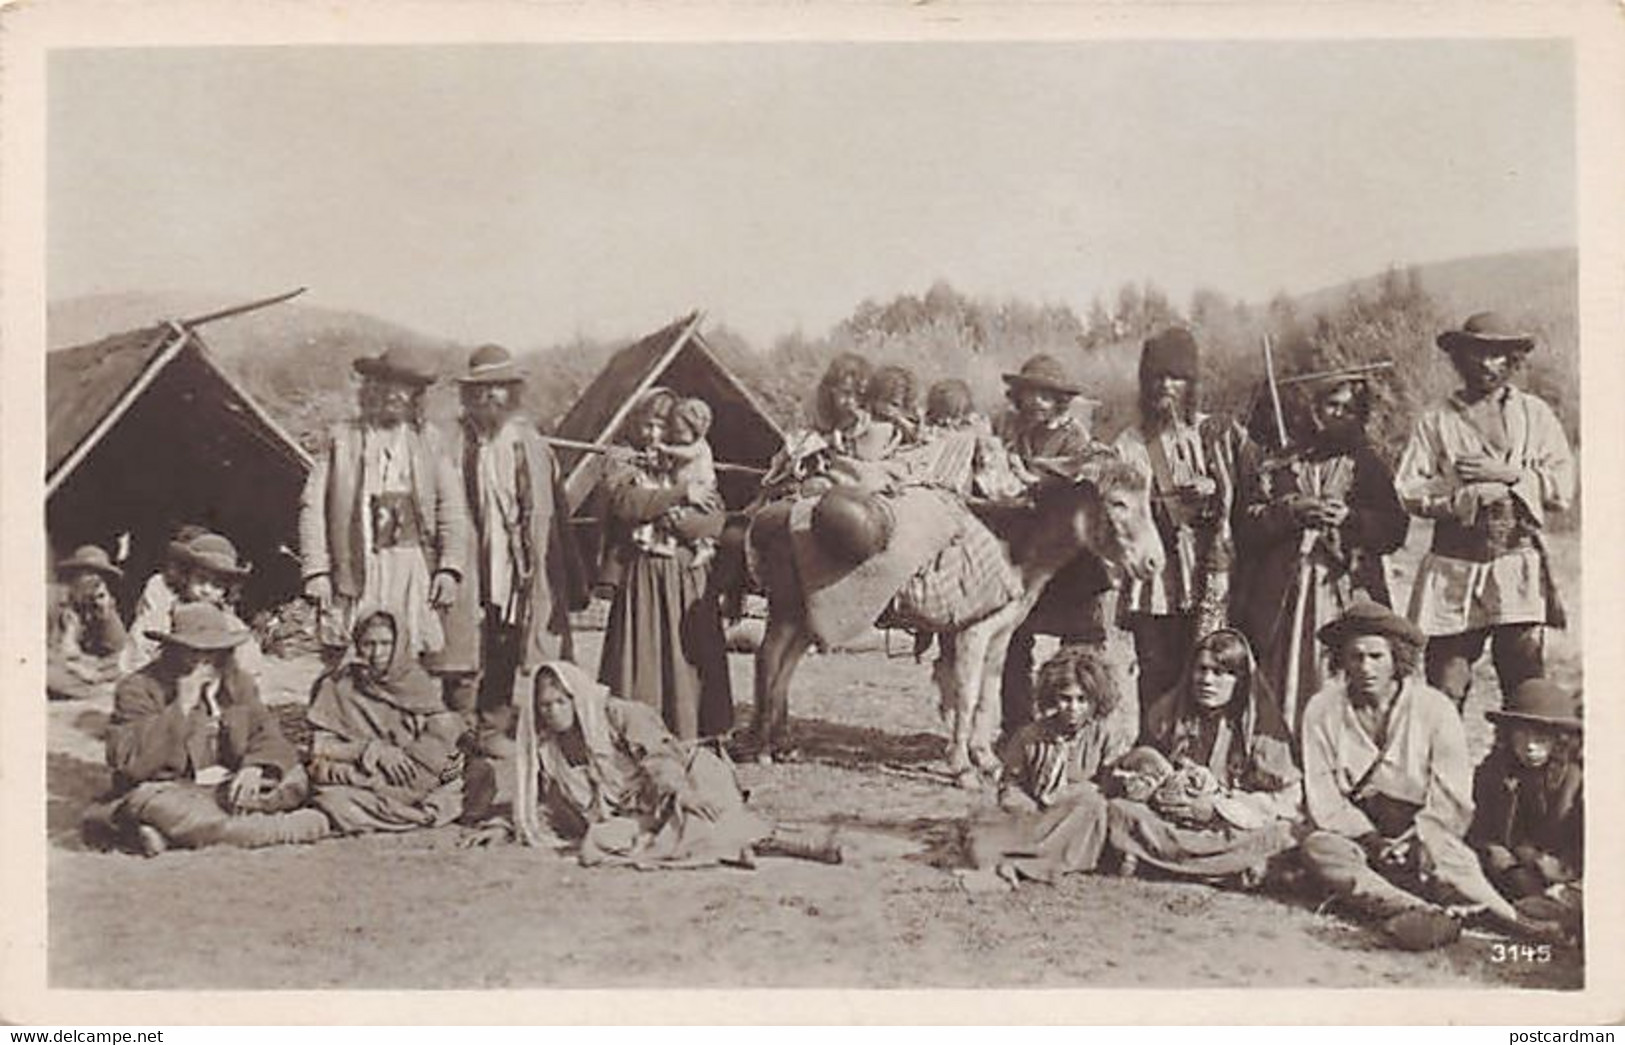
46, 291, 312, 615
552, 311, 786, 515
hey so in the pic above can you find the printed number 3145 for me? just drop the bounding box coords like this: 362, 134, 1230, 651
1489, 943, 1553, 963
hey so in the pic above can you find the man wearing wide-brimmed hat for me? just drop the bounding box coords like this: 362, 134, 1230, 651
83, 603, 331, 855
1113, 327, 1244, 718
439, 343, 586, 735
299, 344, 470, 666
993, 353, 1118, 737
1297, 598, 1554, 948
122, 530, 265, 680
1394, 312, 1575, 711
1231, 364, 1409, 735
47, 544, 130, 701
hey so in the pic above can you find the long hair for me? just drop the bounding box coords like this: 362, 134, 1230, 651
1034, 644, 1121, 721
925, 378, 974, 425
815, 353, 873, 428
1331, 632, 1422, 680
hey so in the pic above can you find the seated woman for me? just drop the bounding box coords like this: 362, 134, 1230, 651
963, 645, 1131, 887
307, 611, 466, 834
490, 660, 841, 868
1107, 628, 1302, 885
83, 603, 329, 855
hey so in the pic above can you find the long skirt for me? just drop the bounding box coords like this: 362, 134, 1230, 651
599, 549, 733, 740
965, 785, 1112, 884
576, 748, 769, 869
87, 780, 331, 851
1107, 798, 1297, 880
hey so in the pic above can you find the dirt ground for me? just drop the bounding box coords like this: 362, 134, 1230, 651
45, 523, 1583, 990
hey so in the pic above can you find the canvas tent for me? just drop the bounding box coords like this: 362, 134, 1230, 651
552, 311, 785, 514
47, 291, 312, 615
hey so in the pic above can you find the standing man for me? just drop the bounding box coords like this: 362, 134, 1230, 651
1394, 313, 1575, 711
441, 344, 585, 735
1232, 369, 1409, 733
1299, 599, 1555, 947
995, 354, 1115, 739
299, 345, 470, 670
1113, 328, 1238, 716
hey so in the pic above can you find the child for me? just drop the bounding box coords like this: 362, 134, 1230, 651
924, 378, 978, 433
1469, 679, 1583, 927
631, 396, 725, 567
123, 529, 266, 681
864, 365, 921, 448
962, 646, 1131, 887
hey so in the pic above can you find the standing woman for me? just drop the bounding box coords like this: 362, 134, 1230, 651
596, 388, 733, 741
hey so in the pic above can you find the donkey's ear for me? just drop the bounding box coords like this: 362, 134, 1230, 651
1067, 447, 1136, 491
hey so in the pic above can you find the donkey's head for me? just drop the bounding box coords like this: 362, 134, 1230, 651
1028, 457, 1164, 583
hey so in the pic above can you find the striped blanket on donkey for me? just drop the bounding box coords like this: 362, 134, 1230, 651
887, 506, 1021, 633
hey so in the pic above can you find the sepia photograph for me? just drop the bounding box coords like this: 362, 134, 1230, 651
4, 0, 1623, 1024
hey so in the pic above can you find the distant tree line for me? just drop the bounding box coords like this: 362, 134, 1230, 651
226, 269, 1579, 479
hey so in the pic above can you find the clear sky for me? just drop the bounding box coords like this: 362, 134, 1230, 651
47, 41, 1574, 348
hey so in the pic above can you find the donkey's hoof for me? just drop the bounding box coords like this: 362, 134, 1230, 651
955, 768, 983, 791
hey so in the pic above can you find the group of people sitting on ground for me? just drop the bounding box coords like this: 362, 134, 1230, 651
963, 599, 1581, 951
59, 306, 1581, 952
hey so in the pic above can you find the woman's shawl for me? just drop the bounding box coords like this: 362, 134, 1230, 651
514, 660, 648, 846
1140, 629, 1300, 806
307, 613, 456, 780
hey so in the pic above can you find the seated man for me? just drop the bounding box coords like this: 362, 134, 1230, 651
82, 603, 329, 856
1299, 598, 1559, 949
47, 545, 129, 701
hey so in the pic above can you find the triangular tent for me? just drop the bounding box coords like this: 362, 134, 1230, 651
552, 311, 785, 514
46, 291, 313, 613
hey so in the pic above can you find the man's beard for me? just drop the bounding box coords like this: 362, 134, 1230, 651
1309, 419, 1364, 454
467, 405, 515, 435
1146, 392, 1184, 428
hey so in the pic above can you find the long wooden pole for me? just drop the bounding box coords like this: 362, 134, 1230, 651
539, 434, 767, 476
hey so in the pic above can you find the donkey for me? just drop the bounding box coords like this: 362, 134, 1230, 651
746, 459, 1161, 787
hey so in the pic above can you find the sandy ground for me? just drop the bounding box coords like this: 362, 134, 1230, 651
46, 523, 1583, 990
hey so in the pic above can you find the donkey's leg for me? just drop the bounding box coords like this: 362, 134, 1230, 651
754, 612, 813, 763
945, 617, 1000, 789
931, 634, 971, 780
970, 602, 1029, 775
